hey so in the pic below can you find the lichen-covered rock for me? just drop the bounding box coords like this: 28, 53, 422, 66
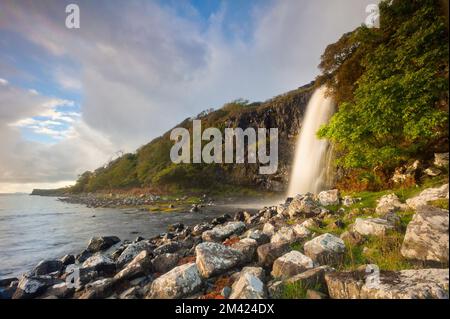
116, 241, 152, 267
257, 242, 290, 268
231, 238, 258, 263
79, 278, 116, 299
406, 184, 449, 209
201, 221, 246, 242
229, 267, 266, 299
245, 229, 270, 245
292, 219, 317, 238
86, 236, 120, 253
31, 259, 64, 276
151, 253, 180, 274
318, 189, 340, 206
304, 233, 345, 266
375, 194, 407, 214
82, 254, 116, 274
401, 206, 449, 264
286, 193, 321, 218
268, 266, 334, 298
195, 242, 243, 278
114, 250, 153, 281
262, 222, 276, 237
434, 152, 449, 167
270, 226, 297, 244
146, 263, 203, 299
353, 218, 394, 237
153, 241, 181, 255
12, 275, 60, 299
325, 268, 449, 299
271, 251, 315, 279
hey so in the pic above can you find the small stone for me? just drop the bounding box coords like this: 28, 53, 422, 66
202, 221, 246, 242
229, 267, 266, 299
86, 236, 120, 253
271, 251, 315, 279
318, 189, 340, 206
257, 242, 290, 268
31, 259, 64, 276
195, 242, 243, 278
353, 218, 394, 237
304, 233, 346, 266
146, 263, 203, 299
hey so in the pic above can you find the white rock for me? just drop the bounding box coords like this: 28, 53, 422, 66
146, 263, 203, 299
318, 189, 340, 206
202, 221, 246, 242
270, 226, 297, 244
353, 218, 394, 236
406, 184, 449, 209
271, 251, 315, 279
116, 241, 152, 267
262, 222, 276, 237
195, 242, 243, 278
229, 267, 266, 299
401, 206, 449, 264
375, 193, 407, 214
304, 233, 346, 266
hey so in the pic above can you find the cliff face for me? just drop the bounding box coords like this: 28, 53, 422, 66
72, 82, 315, 193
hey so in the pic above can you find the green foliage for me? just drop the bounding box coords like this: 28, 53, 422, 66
318, 0, 449, 171
277, 281, 324, 299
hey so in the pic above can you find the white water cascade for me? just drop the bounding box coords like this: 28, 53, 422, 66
287, 86, 335, 197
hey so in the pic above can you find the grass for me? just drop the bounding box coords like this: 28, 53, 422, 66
277, 282, 324, 299
340, 231, 414, 271
428, 199, 449, 210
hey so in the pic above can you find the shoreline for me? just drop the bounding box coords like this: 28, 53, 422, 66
1, 183, 448, 299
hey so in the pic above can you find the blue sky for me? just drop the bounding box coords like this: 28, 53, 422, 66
0, 0, 376, 192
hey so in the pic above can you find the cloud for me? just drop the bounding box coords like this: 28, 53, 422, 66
0, 0, 377, 192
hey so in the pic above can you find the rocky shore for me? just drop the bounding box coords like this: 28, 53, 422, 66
2, 183, 449, 299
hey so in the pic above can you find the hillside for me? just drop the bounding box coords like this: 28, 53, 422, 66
69, 83, 315, 194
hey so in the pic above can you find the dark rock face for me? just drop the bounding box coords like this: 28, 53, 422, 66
32, 259, 64, 276
86, 236, 121, 253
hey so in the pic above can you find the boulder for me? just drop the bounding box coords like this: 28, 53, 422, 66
325, 268, 449, 299
79, 278, 116, 299
292, 219, 317, 238
401, 206, 449, 264
86, 236, 120, 253
116, 241, 152, 267
201, 221, 246, 242
268, 266, 334, 298
82, 254, 116, 274
353, 218, 394, 237
245, 229, 270, 245
195, 242, 243, 278
434, 152, 449, 167
146, 263, 203, 299
270, 226, 297, 244
12, 275, 60, 299
229, 267, 266, 299
60, 254, 75, 266
119, 287, 142, 299
304, 233, 346, 266
271, 251, 315, 279
154, 241, 181, 255
31, 259, 64, 276
318, 189, 340, 206
257, 242, 290, 268
424, 167, 442, 177
114, 250, 153, 281
375, 194, 407, 214
44, 282, 74, 299
286, 193, 321, 218
406, 184, 449, 209
151, 253, 180, 274
342, 196, 356, 207
262, 222, 276, 237
231, 238, 258, 263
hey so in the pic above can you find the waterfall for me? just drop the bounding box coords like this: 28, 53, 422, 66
287, 86, 335, 197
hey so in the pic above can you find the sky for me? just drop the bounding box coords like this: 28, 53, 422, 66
0, 0, 377, 193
